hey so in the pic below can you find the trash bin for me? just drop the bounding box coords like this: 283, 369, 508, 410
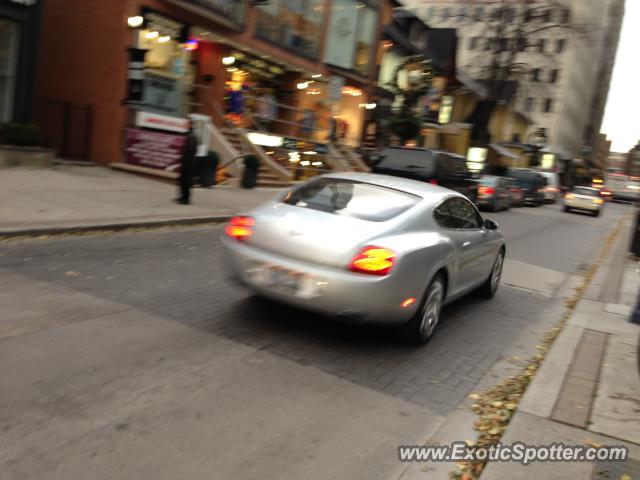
631, 207, 640, 256
241, 154, 259, 189
198, 150, 219, 188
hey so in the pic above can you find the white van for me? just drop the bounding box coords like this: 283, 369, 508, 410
538, 172, 561, 203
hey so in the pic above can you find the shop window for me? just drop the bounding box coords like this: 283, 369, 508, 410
325, 0, 378, 76
254, 0, 324, 59
0, 19, 19, 122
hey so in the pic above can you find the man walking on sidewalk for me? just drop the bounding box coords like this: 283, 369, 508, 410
175, 121, 199, 205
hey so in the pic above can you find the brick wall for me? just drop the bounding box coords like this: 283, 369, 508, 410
37, 0, 130, 164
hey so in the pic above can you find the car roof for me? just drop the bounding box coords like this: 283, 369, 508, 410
573, 186, 598, 191
379, 146, 466, 160
322, 172, 465, 202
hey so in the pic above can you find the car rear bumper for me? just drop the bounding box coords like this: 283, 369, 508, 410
564, 200, 601, 213
222, 237, 417, 324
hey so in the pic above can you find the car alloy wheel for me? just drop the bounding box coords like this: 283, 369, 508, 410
419, 279, 444, 339
491, 251, 504, 294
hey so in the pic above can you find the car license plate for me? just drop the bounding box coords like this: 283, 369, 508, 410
248, 264, 300, 294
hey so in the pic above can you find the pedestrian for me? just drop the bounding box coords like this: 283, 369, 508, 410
175, 121, 199, 205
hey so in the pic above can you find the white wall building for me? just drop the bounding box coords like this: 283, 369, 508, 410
400, 0, 624, 159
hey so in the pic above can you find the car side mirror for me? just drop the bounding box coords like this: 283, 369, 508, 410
484, 219, 499, 230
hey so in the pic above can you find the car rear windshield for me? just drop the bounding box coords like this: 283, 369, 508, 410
480, 176, 498, 185
374, 148, 436, 175
573, 187, 599, 196
282, 178, 420, 222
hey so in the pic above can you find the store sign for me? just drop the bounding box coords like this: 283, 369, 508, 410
324, 0, 358, 70
142, 8, 188, 41
247, 132, 284, 148
136, 111, 190, 133
142, 70, 183, 116
125, 129, 186, 171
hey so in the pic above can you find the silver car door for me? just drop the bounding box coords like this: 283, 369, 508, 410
446, 198, 489, 290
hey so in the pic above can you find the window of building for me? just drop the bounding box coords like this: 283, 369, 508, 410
474, 6, 484, 21
549, 69, 559, 83
324, 0, 377, 76
541, 9, 551, 22
543, 98, 553, 113
556, 38, 566, 53
524, 8, 533, 22
427, 7, 435, 20
0, 19, 20, 122
442, 7, 450, 21
485, 38, 493, 51
504, 7, 515, 22
531, 68, 541, 82
458, 7, 468, 23
538, 38, 546, 53
561, 8, 571, 24
525, 97, 534, 112
468, 37, 478, 50
255, 0, 325, 59
517, 37, 527, 52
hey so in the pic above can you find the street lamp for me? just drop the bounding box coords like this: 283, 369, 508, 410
528, 128, 548, 168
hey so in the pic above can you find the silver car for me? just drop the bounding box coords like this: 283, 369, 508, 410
222, 173, 506, 343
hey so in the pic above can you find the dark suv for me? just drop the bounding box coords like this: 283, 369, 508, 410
506, 168, 547, 206
371, 147, 478, 202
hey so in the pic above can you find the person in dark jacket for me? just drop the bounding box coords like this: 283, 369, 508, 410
176, 121, 198, 205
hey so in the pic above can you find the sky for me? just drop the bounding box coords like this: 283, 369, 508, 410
601, 0, 639, 152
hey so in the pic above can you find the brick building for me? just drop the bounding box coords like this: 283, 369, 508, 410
36, 0, 386, 165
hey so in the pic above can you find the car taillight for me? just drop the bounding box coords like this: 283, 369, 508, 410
429, 179, 438, 185
479, 186, 495, 195
349, 246, 396, 276
225, 216, 255, 241
565, 193, 575, 199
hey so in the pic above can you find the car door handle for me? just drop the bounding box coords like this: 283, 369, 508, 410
463, 241, 472, 248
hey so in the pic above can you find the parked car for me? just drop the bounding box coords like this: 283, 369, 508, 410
506, 168, 546, 206
538, 171, 561, 203
477, 175, 511, 211
506, 177, 525, 207
371, 147, 478, 203
606, 173, 640, 202
563, 186, 605, 217
222, 173, 505, 344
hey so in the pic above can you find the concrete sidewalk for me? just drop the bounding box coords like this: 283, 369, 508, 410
0, 166, 281, 236
482, 215, 640, 479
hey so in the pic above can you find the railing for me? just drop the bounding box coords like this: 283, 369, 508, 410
34, 99, 94, 161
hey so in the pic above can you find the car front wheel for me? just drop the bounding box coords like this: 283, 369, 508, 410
407, 275, 445, 344
479, 249, 504, 299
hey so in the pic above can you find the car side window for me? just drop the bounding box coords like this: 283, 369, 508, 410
447, 198, 482, 229
434, 202, 454, 228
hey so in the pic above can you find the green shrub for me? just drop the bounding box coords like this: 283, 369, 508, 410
0, 123, 42, 147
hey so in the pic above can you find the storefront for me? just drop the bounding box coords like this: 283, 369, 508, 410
0, 0, 43, 123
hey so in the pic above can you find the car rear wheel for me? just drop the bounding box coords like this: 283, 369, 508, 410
592, 210, 601, 217
479, 249, 504, 299
407, 275, 445, 344
563, 206, 570, 213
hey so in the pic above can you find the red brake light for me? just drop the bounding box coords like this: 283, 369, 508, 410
429, 179, 438, 185
349, 246, 396, 276
479, 186, 495, 195
225, 216, 255, 240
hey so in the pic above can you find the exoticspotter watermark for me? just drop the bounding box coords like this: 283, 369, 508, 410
398, 442, 629, 466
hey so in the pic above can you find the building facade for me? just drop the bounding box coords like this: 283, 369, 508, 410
36, 0, 386, 165
0, 0, 43, 123
400, 0, 624, 164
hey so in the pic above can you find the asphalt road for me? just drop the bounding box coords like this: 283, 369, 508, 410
0, 201, 630, 480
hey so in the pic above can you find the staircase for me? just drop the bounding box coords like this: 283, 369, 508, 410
328, 144, 370, 172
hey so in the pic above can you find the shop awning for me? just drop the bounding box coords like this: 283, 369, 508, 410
490, 143, 519, 160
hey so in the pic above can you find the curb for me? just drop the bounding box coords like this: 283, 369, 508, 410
0, 215, 232, 240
